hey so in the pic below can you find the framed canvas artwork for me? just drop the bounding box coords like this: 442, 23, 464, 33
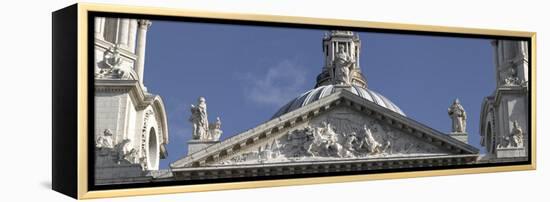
52, 3, 536, 199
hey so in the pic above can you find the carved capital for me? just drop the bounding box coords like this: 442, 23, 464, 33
137, 19, 152, 28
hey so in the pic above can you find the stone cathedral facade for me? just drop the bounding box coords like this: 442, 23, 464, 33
93, 19, 529, 184
93, 18, 169, 185
479, 40, 529, 161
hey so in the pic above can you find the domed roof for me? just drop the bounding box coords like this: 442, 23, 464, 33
272, 85, 405, 118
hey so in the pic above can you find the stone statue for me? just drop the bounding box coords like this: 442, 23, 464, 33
105, 46, 122, 68
501, 64, 520, 86
510, 121, 524, 147
96, 45, 136, 80
95, 129, 114, 149
115, 139, 137, 164
509, 120, 524, 148
448, 98, 467, 133
333, 44, 354, 85
190, 97, 209, 140
139, 156, 148, 170
208, 117, 223, 141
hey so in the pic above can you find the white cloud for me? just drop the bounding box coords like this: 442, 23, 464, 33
239, 60, 308, 107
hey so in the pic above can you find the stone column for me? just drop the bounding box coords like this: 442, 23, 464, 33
94, 17, 101, 38
490, 40, 500, 86
94, 17, 105, 39
128, 20, 138, 53
117, 19, 130, 49
135, 19, 152, 85
519, 41, 529, 83
356, 44, 360, 69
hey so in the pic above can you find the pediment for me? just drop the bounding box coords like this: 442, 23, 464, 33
171, 90, 478, 168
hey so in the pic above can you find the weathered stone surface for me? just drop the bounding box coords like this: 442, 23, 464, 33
188, 140, 220, 155
496, 147, 526, 158
449, 132, 468, 144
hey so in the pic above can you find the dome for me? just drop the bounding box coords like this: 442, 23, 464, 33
272, 85, 405, 119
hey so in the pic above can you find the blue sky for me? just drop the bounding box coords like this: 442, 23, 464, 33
142, 20, 495, 169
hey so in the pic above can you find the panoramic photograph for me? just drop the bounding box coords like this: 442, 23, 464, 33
92, 17, 530, 186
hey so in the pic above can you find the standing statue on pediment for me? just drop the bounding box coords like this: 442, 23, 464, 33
190, 97, 209, 140
448, 98, 467, 133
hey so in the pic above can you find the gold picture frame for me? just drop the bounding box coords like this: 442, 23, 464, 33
52, 3, 536, 199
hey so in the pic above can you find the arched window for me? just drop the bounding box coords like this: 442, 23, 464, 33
148, 127, 158, 168
486, 123, 494, 153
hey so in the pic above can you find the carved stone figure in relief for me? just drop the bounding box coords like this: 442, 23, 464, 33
343, 132, 358, 152
306, 126, 324, 157
323, 122, 344, 157
357, 125, 384, 155
95, 129, 114, 149
258, 141, 280, 161
333, 44, 354, 85
306, 122, 346, 157
115, 139, 138, 164
189, 97, 209, 140
448, 99, 467, 133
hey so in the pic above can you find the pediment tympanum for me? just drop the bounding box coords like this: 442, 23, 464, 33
209, 107, 451, 166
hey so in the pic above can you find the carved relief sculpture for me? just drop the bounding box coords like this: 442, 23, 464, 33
358, 125, 384, 155
307, 122, 346, 157
215, 116, 445, 165
448, 98, 467, 133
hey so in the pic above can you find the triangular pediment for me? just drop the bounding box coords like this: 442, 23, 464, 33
171, 90, 478, 168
